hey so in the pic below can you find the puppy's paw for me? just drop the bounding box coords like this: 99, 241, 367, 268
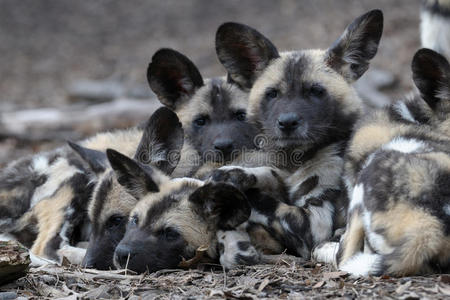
217, 229, 260, 270
312, 241, 339, 265
211, 166, 257, 191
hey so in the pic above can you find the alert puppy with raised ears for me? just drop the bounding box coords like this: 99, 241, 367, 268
313, 48, 450, 277
212, 10, 383, 259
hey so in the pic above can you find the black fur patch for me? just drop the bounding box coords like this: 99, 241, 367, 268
215, 22, 279, 90
291, 176, 319, 200
147, 48, 204, 109
142, 196, 178, 228
237, 241, 251, 251
91, 173, 113, 232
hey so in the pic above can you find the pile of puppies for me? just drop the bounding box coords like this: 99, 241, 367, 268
1, 5, 449, 278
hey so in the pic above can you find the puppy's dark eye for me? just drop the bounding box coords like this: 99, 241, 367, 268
235, 111, 246, 121
310, 84, 326, 97
107, 214, 124, 228
194, 116, 207, 127
265, 89, 278, 99
163, 227, 180, 241
129, 215, 139, 227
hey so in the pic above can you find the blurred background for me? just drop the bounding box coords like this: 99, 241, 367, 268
0, 0, 421, 166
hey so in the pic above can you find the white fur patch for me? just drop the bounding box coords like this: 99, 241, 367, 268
421, 10, 450, 59
340, 252, 381, 277
32, 155, 49, 174
57, 245, 87, 265
383, 138, 426, 154
312, 242, 339, 265
394, 101, 417, 123
217, 229, 259, 270
363, 210, 394, 255
349, 184, 364, 211
30, 157, 82, 208
0, 233, 14, 241
59, 221, 71, 244
280, 219, 293, 234
362, 153, 375, 170
309, 200, 334, 244
249, 210, 269, 227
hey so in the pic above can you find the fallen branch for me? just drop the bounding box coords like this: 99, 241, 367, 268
0, 240, 31, 285
0, 98, 160, 141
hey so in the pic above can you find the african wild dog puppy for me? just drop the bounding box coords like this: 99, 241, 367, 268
148, 48, 258, 178
212, 10, 383, 260
81, 107, 184, 269
81, 49, 259, 269
0, 118, 146, 263
313, 48, 450, 277
107, 148, 251, 273
421, 0, 450, 59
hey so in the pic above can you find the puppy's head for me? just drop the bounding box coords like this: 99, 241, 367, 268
107, 146, 251, 273
147, 49, 258, 163
110, 148, 250, 273
216, 10, 383, 152
78, 107, 184, 270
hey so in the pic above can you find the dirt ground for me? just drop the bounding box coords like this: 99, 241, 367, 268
1, 0, 449, 299
1, 257, 450, 299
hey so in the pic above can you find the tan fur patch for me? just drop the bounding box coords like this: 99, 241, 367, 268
371, 203, 446, 275
81, 127, 144, 158
30, 185, 74, 257
248, 224, 284, 254
339, 211, 364, 266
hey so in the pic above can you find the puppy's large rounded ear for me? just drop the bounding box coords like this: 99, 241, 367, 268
327, 9, 383, 83
216, 22, 279, 90
107, 149, 161, 199
412, 48, 450, 110
134, 107, 184, 175
147, 48, 204, 110
67, 141, 109, 174
189, 182, 250, 230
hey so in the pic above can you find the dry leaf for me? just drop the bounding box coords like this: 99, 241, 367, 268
395, 281, 411, 294
323, 271, 348, 280
258, 278, 270, 292
178, 245, 209, 268
441, 275, 450, 285
60, 256, 71, 267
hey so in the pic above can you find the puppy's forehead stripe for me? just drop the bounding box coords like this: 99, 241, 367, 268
284, 54, 310, 93
142, 182, 196, 227
142, 196, 178, 227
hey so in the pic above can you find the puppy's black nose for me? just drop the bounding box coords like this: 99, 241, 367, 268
214, 139, 234, 155
115, 244, 136, 267
278, 113, 300, 132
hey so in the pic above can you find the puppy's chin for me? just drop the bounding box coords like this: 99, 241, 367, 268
202, 151, 234, 164
272, 134, 315, 149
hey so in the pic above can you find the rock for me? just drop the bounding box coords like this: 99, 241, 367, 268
0, 241, 30, 285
